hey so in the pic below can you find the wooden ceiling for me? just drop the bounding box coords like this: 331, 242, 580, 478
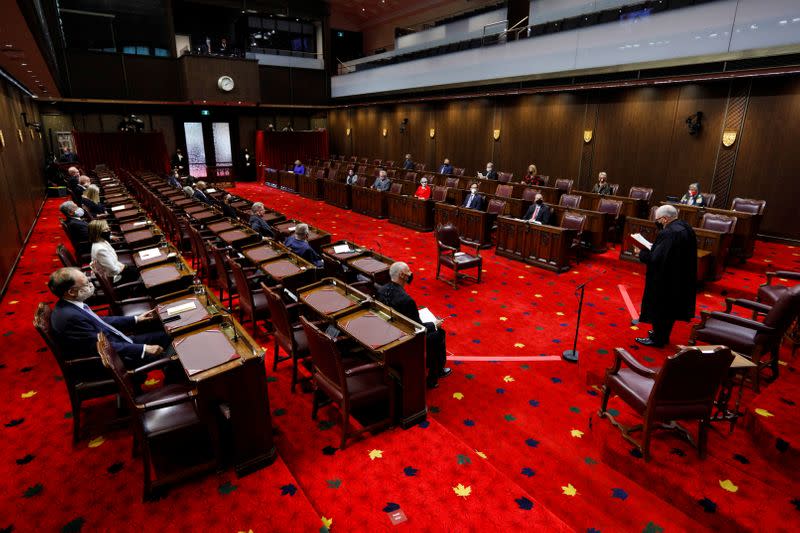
0, 1, 60, 97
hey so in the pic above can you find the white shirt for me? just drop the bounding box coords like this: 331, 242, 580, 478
91, 240, 124, 282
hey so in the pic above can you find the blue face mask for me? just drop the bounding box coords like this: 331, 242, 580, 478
74, 208, 85, 217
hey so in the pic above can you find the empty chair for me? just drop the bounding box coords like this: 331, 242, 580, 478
390, 182, 404, 194
453, 167, 465, 177
554, 178, 573, 193
597, 198, 623, 244
414, 163, 426, 171
559, 194, 582, 208
599, 346, 734, 462
262, 284, 309, 393
495, 184, 513, 198
372, 159, 382, 166
758, 270, 800, 357
486, 198, 506, 215
445, 177, 460, 188
702, 192, 716, 208
608, 183, 620, 196
561, 212, 587, 263
227, 257, 269, 331
435, 223, 482, 289
356, 176, 368, 187
521, 188, 541, 203
432, 186, 448, 202
385, 160, 395, 168
301, 316, 394, 449
498, 172, 513, 183
700, 213, 736, 234
730, 197, 766, 215
405, 172, 418, 181
629, 186, 654, 202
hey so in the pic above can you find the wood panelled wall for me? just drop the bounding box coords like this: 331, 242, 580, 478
0, 79, 46, 298
328, 76, 800, 240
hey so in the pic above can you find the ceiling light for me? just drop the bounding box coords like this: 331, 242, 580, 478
21, 63, 27, 66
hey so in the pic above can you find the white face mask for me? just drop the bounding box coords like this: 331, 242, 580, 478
74, 208, 85, 218
470, 188, 478, 194
73, 282, 95, 302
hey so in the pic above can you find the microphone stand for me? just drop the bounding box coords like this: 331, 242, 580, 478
562, 280, 588, 363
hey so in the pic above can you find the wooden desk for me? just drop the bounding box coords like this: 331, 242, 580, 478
277, 170, 298, 192
172, 198, 195, 208
241, 241, 289, 264
122, 227, 162, 249
155, 290, 226, 335
171, 322, 275, 476
298, 174, 324, 200
110, 207, 142, 222
298, 277, 370, 318
323, 180, 351, 209
433, 203, 494, 247
666, 203, 760, 261
320, 241, 367, 262
208, 220, 238, 234
139, 260, 194, 297
386, 193, 436, 231
258, 254, 316, 289
119, 219, 151, 233
218, 228, 261, 248
574, 191, 650, 218
549, 205, 611, 253
346, 251, 393, 285
272, 221, 331, 251
336, 302, 427, 428
192, 210, 224, 225
131, 243, 179, 269
495, 216, 575, 273
351, 187, 387, 219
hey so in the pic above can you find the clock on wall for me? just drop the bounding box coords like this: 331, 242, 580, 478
217, 75, 235, 92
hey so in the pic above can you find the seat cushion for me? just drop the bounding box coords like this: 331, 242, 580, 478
252, 290, 269, 313
607, 368, 654, 414
347, 371, 391, 406
453, 254, 481, 268
695, 317, 758, 353
142, 401, 201, 437
292, 327, 309, 355
758, 285, 789, 306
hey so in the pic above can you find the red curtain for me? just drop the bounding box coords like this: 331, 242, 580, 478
73, 131, 170, 173
255, 130, 329, 178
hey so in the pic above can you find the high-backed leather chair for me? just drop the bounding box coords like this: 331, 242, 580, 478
386, 169, 396, 179
629, 186, 654, 202
690, 285, 800, 391
445, 177, 459, 188
702, 192, 716, 208
414, 163, 426, 172
559, 194, 582, 208
301, 317, 394, 449
521, 188, 541, 203
355, 176, 367, 187
34, 303, 118, 444
453, 167, 465, 176
432, 186, 448, 202
390, 182, 403, 194
554, 178, 573, 193
385, 160, 395, 168
758, 270, 800, 357
599, 346, 734, 461
597, 198, 623, 245
405, 171, 418, 181
731, 197, 766, 215
435, 223, 482, 289
357, 165, 367, 175
372, 159, 382, 166
561, 212, 587, 263
358, 157, 368, 164
538, 175, 550, 186
315, 169, 325, 180
227, 257, 269, 331
93, 268, 153, 317
262, 284, 309, 392
700, 213, 736, 233
486, 198, 506, 215
495, 184, 513, 198
498, 172, 513, 183
97, 333, 213, 500
608, 183, 620, 196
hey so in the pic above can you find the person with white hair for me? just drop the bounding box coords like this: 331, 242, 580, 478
284, 223, 322, 267
591, 171, 613, 195
402, 154, 414, 170
376, 261, 451, 389
634, 204, 698, 347
680, 182, 705, 206
479, 162, 497, 180
371, 170, 391, 192
60, 200, 90, 256
414, 176, 431, 199
249, 202, 275, 238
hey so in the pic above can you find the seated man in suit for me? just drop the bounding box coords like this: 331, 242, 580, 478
522, 193, 552, 224
60, 200, 90, 257
680, 182, 705, 206
249, 202, 275, 238
167, 169, 182, 189
591, 171, 613, 195
191, 182, 213, 204
47, 267, 172, 371
66, 166, 81, 192
462, 182, 484, 210
284, 223, 323, 267
439, 158, 454, 175
221, 194, 238, 219
345, 168, 358, 185
377, 262, 451, 389
478, 162, 498, 180
402, 154, 415, 170
414, 177, 431, 199
371, 170, 391, 192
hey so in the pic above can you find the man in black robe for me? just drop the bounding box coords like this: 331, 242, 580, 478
635, 204, 697, 347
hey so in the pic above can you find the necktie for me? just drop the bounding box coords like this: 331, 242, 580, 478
81, 304, 134, 343
533, 205, 540, 221
468, 194, 474, 206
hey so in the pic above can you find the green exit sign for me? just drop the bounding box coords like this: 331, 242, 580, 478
200, 109, 210, 116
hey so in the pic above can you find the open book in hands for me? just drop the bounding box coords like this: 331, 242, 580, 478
418, 307, 443, 329
629, 233, 652, 251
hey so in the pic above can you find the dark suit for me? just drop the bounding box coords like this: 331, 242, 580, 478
66, 217, 90, 256
239, 153, 256, 181
591, 182, 613, 195
81, 198, 106, 216
250, 215, 275, 238
193, 189, 211, 204
171, 153, 187, 175
484, 169, 498, 180
167, 175, 181, 189
639, 219, 698, 345
50, 300, 169, 367
522, 203, 552, 224
376, 282, 446, 384
462, 192, 484, 210
680, 193, 705, 206
402, 159, 415, 170
284, 236, 323, 267
222, 202, 238, 219
439, 164, 453, 175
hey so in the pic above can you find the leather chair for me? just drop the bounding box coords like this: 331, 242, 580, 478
690, 285, 800, 391
355, 176, 367, 187
486, 198, 506, 215
629, 186, 654, 202
453, 167, 465, 176
559, 194, 582, 208
498, 172, 513, 183
404, 172, 417, 181
315, 169, 325, 180
445, 177, 460, 188
92, 268, 153, 317
385, 160, 395, 168
432, 186, 448, 202
731, 197, 766, 215
521, 188, 541, 203
262, 284, 310, 392
538, 175, 550, 186
608, 183, 620, 196
227, 256, 269, 331
301, 317, 394, 449
358, 157, 368, 164
597, 198, 623, 245
372, 159, 382, 166
758, 270, 800, 357
208, 245, 238, 310
702, 192, 716, 208
435, 223, 482, 289
561, 212, 587, 263
495, 184, 513, 198
554, 178, 573, 193
357, 165, 367, 175
700, 213, 736, 233
599, 346, 734, 461
34, 303, 119, 444
386, 169, 396, 179
97, 333, 214, 501
390, 182, 403, 194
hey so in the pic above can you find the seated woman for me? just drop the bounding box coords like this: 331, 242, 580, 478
89, 220, 138, 284
414, 177, 431, 199
680, 182, 705, 206
293, 160, 306, 175
522, 164, 544, 186
81, 184, 106, 216
591, 171, 613, 195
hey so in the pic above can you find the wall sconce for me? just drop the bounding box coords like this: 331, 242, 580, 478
17, 129, 23, 143
493, 129, 501, 141
0, 129, 5, 149
20, 112, 41, 132
429, 128, 435, 139
382, 128, 387, 137
346, 128, 351, 136
583, 130, 593, 143
722, 130, 737, 147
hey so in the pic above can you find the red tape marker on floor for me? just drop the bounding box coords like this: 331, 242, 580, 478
446, 355, 563, 362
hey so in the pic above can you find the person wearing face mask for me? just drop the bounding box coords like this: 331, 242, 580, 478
345, 168, 359, 185
60, 200, 90, 257
462, 183, 484, 210
377, 262, 450, 389
522, 193, 552, 224
522, 164, 544, 186
402, 154, 415, 170
89, 220, 137, 284
167, 169, 182, 189
47, 267, 171, 370
371, 170, 391, 192
81, 184, 106, 216
414, 177, 431, 199
479, 162, 498, 180
680, 182, 705, 206
439, 158, 453, 175
591, 171, 613, 195
634, 204, 697, 348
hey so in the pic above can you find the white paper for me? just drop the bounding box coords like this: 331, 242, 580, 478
206, 188, 217, 193
166, 301, 196, 316
418, 307, 438, 324
287, 226, 296, 232
138, 248, 161, 260
110, 205, 127, 212
167, 252, 177, 258
132, 221, 147, 227
101, 177, 111, 182
630, 233, 653, 250
454, 251, 466, 257
333, 244, 352, 254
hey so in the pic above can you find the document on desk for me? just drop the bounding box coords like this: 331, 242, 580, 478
132, 221, 147, 227
630, 233, 652, 250
138, 248, 161, 261
110, 205, 127, 212
333, 244, 352, 254
166, 301, 196, 316
418, 307, 438, 324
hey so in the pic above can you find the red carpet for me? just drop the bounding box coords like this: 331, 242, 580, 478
1, 181, 799, 531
